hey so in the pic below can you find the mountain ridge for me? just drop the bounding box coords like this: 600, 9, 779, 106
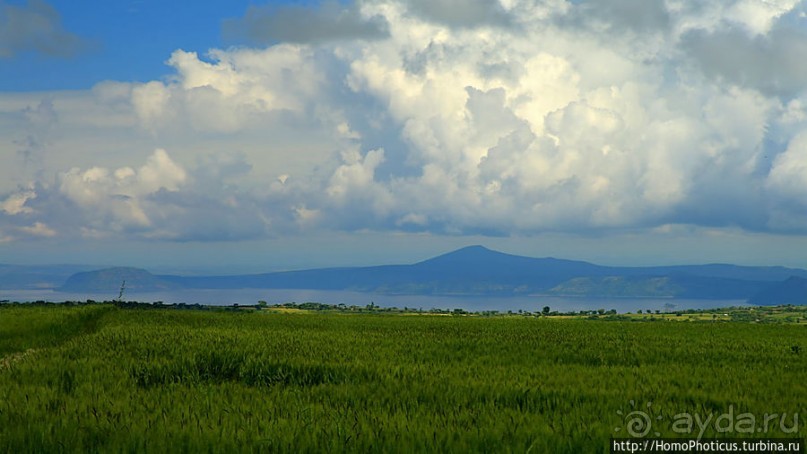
748, 276, 807, 306
46, 245, 807, 303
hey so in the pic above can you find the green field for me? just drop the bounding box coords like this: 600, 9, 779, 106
0, 303, 805, 452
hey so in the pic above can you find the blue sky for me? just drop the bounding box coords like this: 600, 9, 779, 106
1, 0, 256, 90
2, 0, 807, 272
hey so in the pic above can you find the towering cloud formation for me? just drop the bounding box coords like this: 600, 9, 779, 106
2, 0, 807, 242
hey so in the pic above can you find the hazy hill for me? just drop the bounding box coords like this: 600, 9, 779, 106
50, 246, 807, 302
748, 276, 807, 305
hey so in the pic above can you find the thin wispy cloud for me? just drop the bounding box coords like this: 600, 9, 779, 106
223, 1, 390, 45
0, 0, 87, 58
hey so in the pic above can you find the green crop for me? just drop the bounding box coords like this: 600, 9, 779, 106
0, 304, 804, 453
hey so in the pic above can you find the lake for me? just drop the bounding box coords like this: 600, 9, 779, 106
0, 288, 748, 313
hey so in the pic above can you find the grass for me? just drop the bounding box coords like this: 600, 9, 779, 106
0, 303, 804, 452
0, 303, 113, 356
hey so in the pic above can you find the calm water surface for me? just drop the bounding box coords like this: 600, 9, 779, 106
1, 288, 747, 313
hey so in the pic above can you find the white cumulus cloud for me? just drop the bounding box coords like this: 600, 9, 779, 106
3, 0, 807, 244
57, 148, 186, 231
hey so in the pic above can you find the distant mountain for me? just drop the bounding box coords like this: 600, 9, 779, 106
748, 276, 807, 305
60, 267, 180, 293
50, 246, 807, 303
160, 246, 615, 295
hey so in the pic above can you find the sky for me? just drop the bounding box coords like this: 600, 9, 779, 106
2, 0, 807, 273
